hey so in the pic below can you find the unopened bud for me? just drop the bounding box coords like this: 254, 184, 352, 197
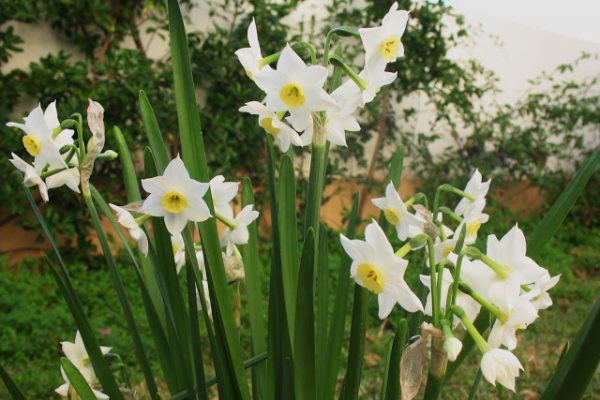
443, 336, 463, 362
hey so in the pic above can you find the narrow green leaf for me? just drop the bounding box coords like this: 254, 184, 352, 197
322, 194, 359, 400
23, 186, 123, 400
0, 364, 26, 400
540, 296, 600, 400
340, 285, 368, 400
139, 90, 169, 173
242, 178, 267, 399
278, 154, 300, 344
315, 224, 329, 391
304, 143, 328, 236
113, 126, 141, 202
528, 148, 600, 258
381, 319, 408, 400
168, 0, 250, 396
294, 229, 316, 400
60, 357, 97, 400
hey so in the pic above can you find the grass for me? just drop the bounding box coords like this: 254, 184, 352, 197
0, 213, 598, 399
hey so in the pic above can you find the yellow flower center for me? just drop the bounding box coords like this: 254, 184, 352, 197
379, 36, 401, 62
442, 246, 454, 258
23, 135, 41, 156
172, 243, 179, 254
384, 208, 402, 225
467, 221, 481, 237
260, 117, 281, 136
357, 262, 385, 294
280, 83, 305, 108
161, 191, 188, 214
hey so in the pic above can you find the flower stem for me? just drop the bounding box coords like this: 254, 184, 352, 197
451, 305, 490, 353
394, 242, 412, 258
426, 236, 441, 327
458, 282, 508, 323
215, 211, 236, 229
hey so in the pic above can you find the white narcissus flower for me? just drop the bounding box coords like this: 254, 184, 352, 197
46, 167, 81, 194
9, 152, 49, 202
443, 336, 463, 362
359, 2, 409, 70
253, 44, 335, 132
456, 210, 489, 244
141, 156, 211, 235
372, 181, 425, 241
194, 251, 212, 319
220, 205, 260, 255
334, 64, 397, 106
486, 225, 548, 287
340, 220, 423, 319
55, 367, 109, 400
61, 331, 111, 384
480, 348, 523, 392
209, 175, 239, 220
110, 204, 149, 256
454, 169, 491, 218
432, 237, 458, 264
172, 234, 186, 274
239, 101, 303, 152
7, 101, 74, 170
235, 18, 271, 80
420, 268, 481, 326
487, 290, 539, 350
527, 273, 560, 310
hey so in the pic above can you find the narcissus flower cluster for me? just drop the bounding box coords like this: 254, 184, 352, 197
339, 170, 559, 391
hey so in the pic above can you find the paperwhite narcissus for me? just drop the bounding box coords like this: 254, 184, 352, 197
239, 101, 303, 151
298, 103, 361, 147
457, 210, 489, 244
487, 290, 539, 350
172, 234, 186, 273
55, 367, 109, 400
480, 348, 523, 391
527, 272, 560, 310
443, 336, 463, 362
220, 205, 260, 255
209, 175, 239, 220
7, 101, 74, 171
141, 156, 211, 235
46, 167, 81, 194
454, 169, 490, 218
420, 269, 481, 326
253, 44, 335, 132
235, 18, 271, 80
9, 152, 49, 202
359, 2, 409, 70
110, 204, 149, 256
61, 331, 111, 384
372, 181, 425, 241
340, 220, 423, 319
334, 64, 397, 106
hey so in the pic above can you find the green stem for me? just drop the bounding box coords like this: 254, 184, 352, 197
328, 55, 367, 90
395, 242, 412, 258
458, 283, 508, 323
451, 305, 490, 353
426, 236, 441, 327
215, 211, 237, 229
304, 141, 328, 237
405, 192, 429, 209
438, 206, 463, 224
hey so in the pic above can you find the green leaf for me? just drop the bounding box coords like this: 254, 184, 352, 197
294, 229, 317, 400
315, 224, 329, 391
540, 296, 600, 400
278, 154, 300, 344
340, 285, 368, 400
139, 90, 169, 173
22, 186, 123, 400
321, 194, 359, 400
113, 125, 141, 202
381, 319, 408, 400
528, 148, 600, 258
242, 178, 267, 399
0, 364, 26, 400
60, 357, 97, 400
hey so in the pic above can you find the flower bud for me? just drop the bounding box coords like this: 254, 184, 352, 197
443, 336, 462, 362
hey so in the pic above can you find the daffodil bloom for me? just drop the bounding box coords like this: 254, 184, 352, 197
334, 64, 397, 106
235, 18, 271, 80
110, 204, 149, 256
432, 237, 459, 264
9, 152, 49, 202
457, 210, 489, 244
527, 272, 560, 310
420, 268, 481, 326
359, 2, 409, 70
239, 101, 303, 151
480, 348, 523, 391
141, 156, 211, 235
172, 234, 186, 273
55, 367, 108, 400
454, 169, 491, 218
7, 101, 74, 170
372, 181, 425, 241
46, 167, 81, 194
487, 290, 539, 350
220, 205, 260, 255
340, 220, 423, 318
61, 331, 111, 384
253, 44, 335, 132
209, 175, 239, 220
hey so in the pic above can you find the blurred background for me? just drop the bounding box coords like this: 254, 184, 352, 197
1, 0, 598, 398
